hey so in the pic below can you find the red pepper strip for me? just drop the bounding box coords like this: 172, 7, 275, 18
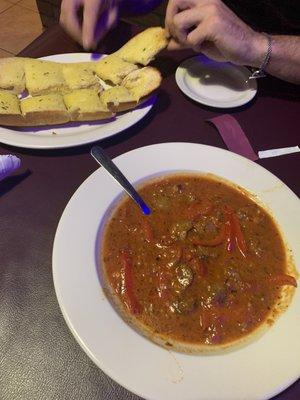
270, 274, 297, 287
199, 260, 208, 277
230, 212, 247, 257
200, 307, 225, 332
226, 305, 244, 321
167, 244, 182, 266
120, 249, 141, 314
199, 308, 213, 330
245, 279, 260, 294
223, 206, 235, 252
189, 224, 226, 246
224, 220, 234, 252
224, 206, 246, 256
157, 269, 173, 302
182, 248, 193, 262
185, 201, 213, 220
190, 258, 208, 277
142, 219, 154, 243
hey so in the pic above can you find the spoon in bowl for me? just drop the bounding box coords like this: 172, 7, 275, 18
91, 146, 151, 216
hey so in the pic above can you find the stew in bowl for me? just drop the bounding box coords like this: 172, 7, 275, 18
100, 173, 297, 353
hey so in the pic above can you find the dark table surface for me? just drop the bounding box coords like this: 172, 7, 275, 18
0, 22, 299, 400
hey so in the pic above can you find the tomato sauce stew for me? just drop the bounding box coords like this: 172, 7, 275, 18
101, 174, 297, 346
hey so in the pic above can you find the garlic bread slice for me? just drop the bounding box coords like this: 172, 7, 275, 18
115, 27, 168, 65
64, 89, 115, 121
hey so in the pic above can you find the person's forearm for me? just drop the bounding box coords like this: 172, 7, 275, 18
252, 35, 300, 84
120, 0, 164, 15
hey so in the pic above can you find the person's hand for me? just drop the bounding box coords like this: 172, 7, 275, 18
165, 0, 267, 67
60, 0, 119, 50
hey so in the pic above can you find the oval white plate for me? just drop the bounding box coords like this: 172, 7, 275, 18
176, 55, 257, 108
0, 53, 155, 150
53, 142, 300, 400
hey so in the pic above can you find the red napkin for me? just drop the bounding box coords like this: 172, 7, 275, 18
207, 114, 258, 161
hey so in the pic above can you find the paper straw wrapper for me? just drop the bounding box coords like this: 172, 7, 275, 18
258, 146, 300, 159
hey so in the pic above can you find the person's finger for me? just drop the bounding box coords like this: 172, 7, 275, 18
82, 0, 107, 50
167, 38, 188, 50
103, 5, 119, 36
107, 5, 118, 28
60, 0, 83, 44
92, 5, 118, 46
165, 0, 177, 36
171, 8, 202, 44
165, 0, 194, 35
186, 22, 211, 52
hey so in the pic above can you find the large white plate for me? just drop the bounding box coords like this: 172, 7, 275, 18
0, 53, 155, 149
53, 143, 300, 400
176, 55, 257, 108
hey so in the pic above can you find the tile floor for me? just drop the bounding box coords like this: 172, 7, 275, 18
0, 0, 43, 57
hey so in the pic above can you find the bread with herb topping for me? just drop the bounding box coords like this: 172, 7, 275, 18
0, 27, 168, 126
25, 59, 66, 96
20, 93, 69, 125
63, 89, 115, 121
0, 57, 26, 94
62, 62, 102, 91
94, 55, 138, 85
0, 90, 25, 126
100, 86, 138, 112
114, 27, 168, 65
121, 66, 162, 101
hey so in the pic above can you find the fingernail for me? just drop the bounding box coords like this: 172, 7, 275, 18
82, 38, 91, 50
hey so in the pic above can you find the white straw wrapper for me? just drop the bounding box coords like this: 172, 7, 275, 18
258, 146, 300, 159
0, 155, 21, 182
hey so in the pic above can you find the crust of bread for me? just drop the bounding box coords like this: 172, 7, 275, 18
0, 112, 69, 126
0, 114, 28, 126
104, 97, 150, 113
0, 107, 112, 126
106, 101, 138, 113
0, 107, 144, 125
19, 93, 70, 126
21, 111, 70, 126
0, 90, 24, 125
114, 27, 168, 65
100, 85, 138, 112
69, 110, 115, 122
100, 86, 154, 112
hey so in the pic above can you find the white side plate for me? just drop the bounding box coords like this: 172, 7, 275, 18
176, 55, 257, 108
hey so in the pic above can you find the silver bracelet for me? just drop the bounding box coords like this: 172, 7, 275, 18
249, 33, 272, 80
